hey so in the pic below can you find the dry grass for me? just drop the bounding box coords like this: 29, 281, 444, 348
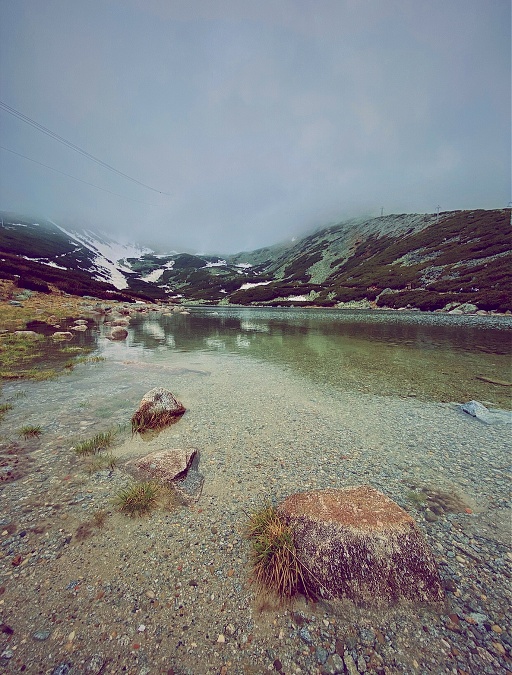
246, 503, 311, 600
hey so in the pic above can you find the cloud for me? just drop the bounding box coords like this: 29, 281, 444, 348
0, 0, 509, 253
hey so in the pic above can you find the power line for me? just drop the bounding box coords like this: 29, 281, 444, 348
0, 145, 164, 206
0, 100, 171, 196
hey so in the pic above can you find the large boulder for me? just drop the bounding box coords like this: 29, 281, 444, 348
131, 387, 186, 432
277, 486, 444, 605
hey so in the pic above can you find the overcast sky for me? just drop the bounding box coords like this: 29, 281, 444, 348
0, 0, 510, 253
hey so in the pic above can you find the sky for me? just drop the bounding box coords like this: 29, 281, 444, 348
0, 0, 510, 254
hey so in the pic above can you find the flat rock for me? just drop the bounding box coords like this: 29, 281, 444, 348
128, 448, 197, 483
278, 485, 445, 605
51, 331, 73, 340
459, 400, 512, 425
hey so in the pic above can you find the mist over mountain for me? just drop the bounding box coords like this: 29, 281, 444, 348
0, 208, 510, 312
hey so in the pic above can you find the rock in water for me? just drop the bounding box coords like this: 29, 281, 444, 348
131, 387, 186, 432
110, 326, 128, 340
128, 448, 197, 483
278, 486, 444, 604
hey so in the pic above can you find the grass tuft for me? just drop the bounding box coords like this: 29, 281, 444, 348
73, 430, 115, 456
20, 424, 42, 438
86, 453, 118, 474
114, 481, 160, 517
245, 503, 311, 600
0, 403, 13, 421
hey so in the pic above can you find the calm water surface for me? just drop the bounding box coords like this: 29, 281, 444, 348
114, 308, 512, 409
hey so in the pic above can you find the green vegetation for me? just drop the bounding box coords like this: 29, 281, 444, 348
73, 430, 116, 456
245, 503, 311, 600
19, 424, 42, 438
86, 453, 117, 474
0, 402, 13, 421
114, 481, 160, 516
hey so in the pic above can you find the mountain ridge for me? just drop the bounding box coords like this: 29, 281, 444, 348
1, 208, 510, 311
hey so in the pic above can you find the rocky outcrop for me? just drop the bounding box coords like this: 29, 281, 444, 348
131, 387, 186, 432
277, 486, 444, 605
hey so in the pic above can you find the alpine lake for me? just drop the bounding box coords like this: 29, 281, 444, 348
0, 306, 511, 675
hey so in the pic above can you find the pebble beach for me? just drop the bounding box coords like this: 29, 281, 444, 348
0, 312, 511, 675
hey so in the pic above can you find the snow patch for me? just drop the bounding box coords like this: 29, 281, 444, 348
240, 281, 272, 290
205, 259, 227, 268
142, 268, 166, 283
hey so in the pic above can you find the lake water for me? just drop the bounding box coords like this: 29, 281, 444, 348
107, 307, 512, 409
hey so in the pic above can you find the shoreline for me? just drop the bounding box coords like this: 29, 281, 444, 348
0, 345, 510, 674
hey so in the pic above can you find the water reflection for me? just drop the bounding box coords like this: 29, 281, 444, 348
113, 308, 511, 408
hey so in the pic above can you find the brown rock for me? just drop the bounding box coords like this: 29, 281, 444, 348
131, 387, 185, 432
277, 486, 445, 605
128, 448, 197, 484
110, 326, 128, 340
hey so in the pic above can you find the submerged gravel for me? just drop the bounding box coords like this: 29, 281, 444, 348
0, 341, 510, 674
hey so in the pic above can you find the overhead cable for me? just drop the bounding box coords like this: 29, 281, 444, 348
0, 145, 164, 206
0, 100, 171, 195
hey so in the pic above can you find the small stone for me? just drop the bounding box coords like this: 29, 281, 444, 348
491, 625, 502, 633
343, 653, 359, 675
51, 665, 72, 675
146, 590, 156, 598
273, 659, 282, 671
316, 647, 328, 664
217, 634, 225, 643
33, 630, 51, 641
87, 655, 105, 672
492, 642, 506, 655
138, 624, 146, 632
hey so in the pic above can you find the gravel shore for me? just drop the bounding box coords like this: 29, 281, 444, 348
0, 347, 510, 674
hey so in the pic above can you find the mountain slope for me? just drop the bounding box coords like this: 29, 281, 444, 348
0, 208, 510, 311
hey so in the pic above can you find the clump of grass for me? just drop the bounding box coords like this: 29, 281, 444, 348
74, 355, 105, 365
86, 453, 117, 474
0, 403, 13, 421
114, 481, 160, 517
73, 430, 115, 456
245, 503, 310, 600
20, 424, 42, 438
